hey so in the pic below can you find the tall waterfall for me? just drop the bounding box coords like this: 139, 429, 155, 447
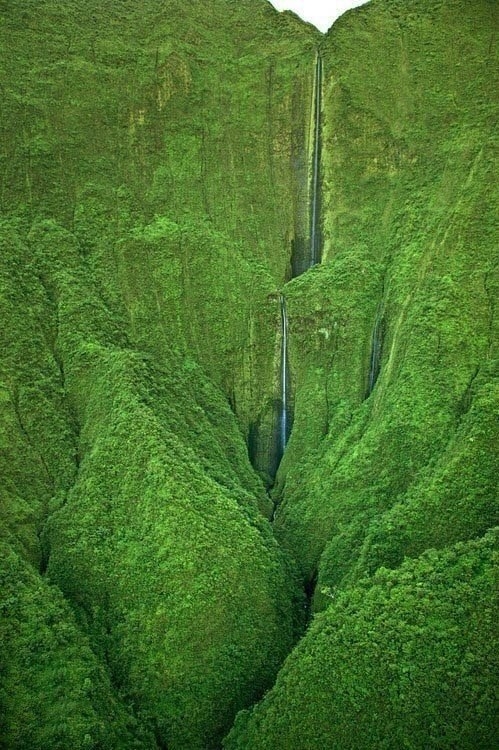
277, 54, 322, 462
366, 307, 383, 398
279, 294, 290, 458
250, 52, 324, 482
310, 53, 323, 267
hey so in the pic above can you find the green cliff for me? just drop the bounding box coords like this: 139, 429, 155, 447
275, 0, 499, 598
1, 1, 498, 749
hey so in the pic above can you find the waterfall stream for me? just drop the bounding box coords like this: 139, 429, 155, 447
278, 54, 323, 463
366, 307, 383, 398
250, 52, 323, 483
310, 53, 323, 267
279, 294, 290, 459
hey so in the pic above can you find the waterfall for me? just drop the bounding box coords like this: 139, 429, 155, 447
279, 294, 290, 458
249, 52, 323, 482
366, 308, 383, 397
277, 54, 322, 463
247, 294, 291, 485
310, 53, 323, 267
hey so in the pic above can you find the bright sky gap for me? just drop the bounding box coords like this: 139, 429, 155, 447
269, 0, 369, 32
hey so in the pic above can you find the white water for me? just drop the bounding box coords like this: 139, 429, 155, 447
367, 308, 383, 397
280, 294, 289, 452
310, 53, 322, 266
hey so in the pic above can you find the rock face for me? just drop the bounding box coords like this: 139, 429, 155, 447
236, 2, 499, 746
1, 1, 498, 749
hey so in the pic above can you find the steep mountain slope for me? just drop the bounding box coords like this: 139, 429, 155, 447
228, 0, 499, 746
1, 0, 498, 749
225, 531, 499, 750
0, 2, 317, 748
275, 0, 499, 598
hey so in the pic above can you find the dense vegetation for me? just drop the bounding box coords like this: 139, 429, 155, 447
1, 1, 497, 748
276, 0, 499, 596
226, 531, 499, 750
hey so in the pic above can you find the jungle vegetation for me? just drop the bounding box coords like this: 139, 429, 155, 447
0, 1, 498, 748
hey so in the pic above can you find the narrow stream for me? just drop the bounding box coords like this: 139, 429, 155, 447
278, 294, 290, 462
278, 53, 323, 458
310, 53, 323, 267
249, 52, 323, 486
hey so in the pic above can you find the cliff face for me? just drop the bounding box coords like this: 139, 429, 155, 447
1, 2, 317, 747
228, 1, 499, 746
1, 0, 319, 477
276, 0, 499, 594
1, 1, 498, 749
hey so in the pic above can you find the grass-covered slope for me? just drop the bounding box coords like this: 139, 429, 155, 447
0, 215, 302, 749
0, 544, 152, 749
0, 2, 318, 747
1, 0, 498, 748
1, 0, 320, 455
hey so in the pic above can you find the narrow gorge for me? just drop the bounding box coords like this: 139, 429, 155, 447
1, 2, 497, 750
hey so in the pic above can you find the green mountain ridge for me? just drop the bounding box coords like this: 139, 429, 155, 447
1, 0, 498, 748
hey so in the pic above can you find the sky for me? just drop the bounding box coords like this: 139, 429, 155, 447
269, 1, 369, 32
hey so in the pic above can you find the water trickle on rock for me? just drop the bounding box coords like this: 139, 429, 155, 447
366, 306, 384, 398
278, 294, 290, 462
310, 53, 323, 267
277, 53, 323, 466
249, 53, 324, 484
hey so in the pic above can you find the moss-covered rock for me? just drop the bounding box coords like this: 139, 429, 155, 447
0, 543, 153, 749
0, 2, 317, 746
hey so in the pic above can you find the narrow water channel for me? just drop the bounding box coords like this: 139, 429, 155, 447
277, 52, 323, 461
310, 53, 323, 267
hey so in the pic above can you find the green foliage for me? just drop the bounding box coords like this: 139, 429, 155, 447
117, 213, 279, 442
275, 0, 499, 595
224, 531, 499, 750
0, 1, 318, 744
0, 0, 318, 283
0, 543, 152, 749
352, 375, 499, 580
1, 0, 498, 748
0, 222, 77, 567
45, 342, 298, 749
